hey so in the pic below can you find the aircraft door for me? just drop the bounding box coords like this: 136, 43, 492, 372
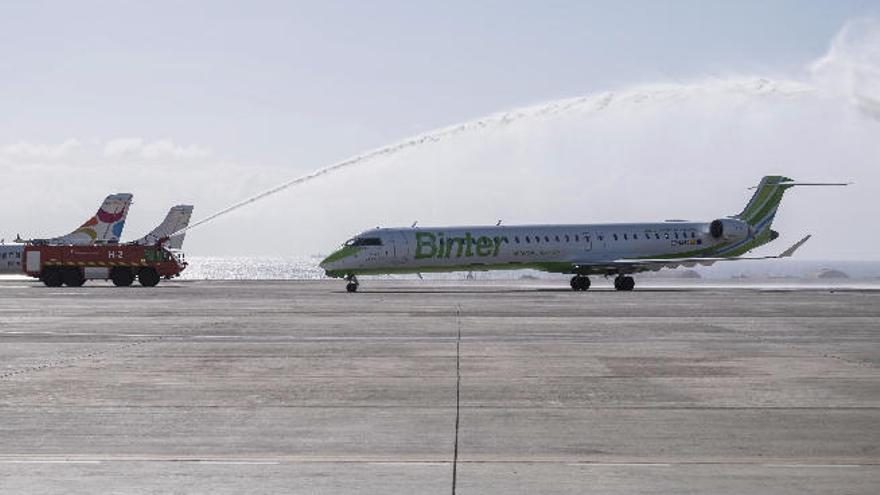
382, 235, 394, 260
582, 231, 593, 252
396, 232, 409, 263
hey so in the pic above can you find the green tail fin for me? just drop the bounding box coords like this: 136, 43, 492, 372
735, 175, 794, 232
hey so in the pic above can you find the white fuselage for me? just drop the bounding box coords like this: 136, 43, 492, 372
320, 220, 751, 276
0, 245, 24, 274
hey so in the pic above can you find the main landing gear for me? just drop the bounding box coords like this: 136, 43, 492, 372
614, 275, 635, 291
345, 274, 359, 293
570, 275, 591, 291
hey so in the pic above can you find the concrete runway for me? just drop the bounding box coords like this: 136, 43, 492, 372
0, 279, 878, 494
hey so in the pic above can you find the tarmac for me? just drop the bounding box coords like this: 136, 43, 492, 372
0, 279, 878, 494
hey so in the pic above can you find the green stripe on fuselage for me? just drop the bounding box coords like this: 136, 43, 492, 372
322, 246, 361, 264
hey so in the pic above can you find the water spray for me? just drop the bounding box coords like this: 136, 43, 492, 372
170, 78, 815, 239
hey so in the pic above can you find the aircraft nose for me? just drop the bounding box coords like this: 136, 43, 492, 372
320, 246, 359, 270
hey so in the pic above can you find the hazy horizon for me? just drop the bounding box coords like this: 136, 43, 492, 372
1, 2, 878, 260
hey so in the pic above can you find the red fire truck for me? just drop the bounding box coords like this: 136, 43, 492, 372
22, 243, 187, 287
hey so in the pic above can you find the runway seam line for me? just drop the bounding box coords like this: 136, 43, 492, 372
451, 303, 462, 495
0, 337, 165, 380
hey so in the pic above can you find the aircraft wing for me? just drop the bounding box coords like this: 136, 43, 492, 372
571, 235, 811, 272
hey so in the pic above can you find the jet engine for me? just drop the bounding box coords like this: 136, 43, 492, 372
708, 218, 751, 241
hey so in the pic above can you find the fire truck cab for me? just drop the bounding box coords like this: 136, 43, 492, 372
22, 243, 187, 287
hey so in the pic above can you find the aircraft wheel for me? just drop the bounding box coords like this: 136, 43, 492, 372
345, 274, 359, 293
111, 267, 134, 287
41, 268, 63, 287
614, 276, 635, 291
138, 268, 160, 287
62, 268, 86, 287
570, 276, 590, 291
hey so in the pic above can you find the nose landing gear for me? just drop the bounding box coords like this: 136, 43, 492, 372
570, 275, 591, 291
345, 274, 359, 293
614, 275, 635, 291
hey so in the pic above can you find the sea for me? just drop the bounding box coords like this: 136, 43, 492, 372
179, 256, 880, 282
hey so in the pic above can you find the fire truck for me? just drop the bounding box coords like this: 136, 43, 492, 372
22, 243, 187, 287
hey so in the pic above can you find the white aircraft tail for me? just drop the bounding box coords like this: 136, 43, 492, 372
133, 205, 194, 248
41, 193, 133, 245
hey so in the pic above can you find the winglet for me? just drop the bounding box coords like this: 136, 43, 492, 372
779, 235, 811, 258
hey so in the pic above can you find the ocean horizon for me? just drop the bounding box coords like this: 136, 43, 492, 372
178, 256, 880, 281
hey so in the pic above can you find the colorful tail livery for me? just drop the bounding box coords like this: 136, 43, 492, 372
321, 176, 849, 292
133, 205, 194, 248
31, 193, 134, 245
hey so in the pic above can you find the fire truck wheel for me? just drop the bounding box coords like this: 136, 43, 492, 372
41, 268, 63, 287
138, 268, 160, 287
62, 268, 86, 287
111, 267, 134, 287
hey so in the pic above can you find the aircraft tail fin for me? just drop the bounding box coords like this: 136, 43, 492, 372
734, 176, 794, 234
134, 205, 194, 248
735, 176, 851, 236
44, 193, 134, 245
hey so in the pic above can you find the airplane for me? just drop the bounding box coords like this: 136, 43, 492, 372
21, 193, 134, 246
131, 204, 194, 249
319, 176, 848, 292
1, 193, 134, 274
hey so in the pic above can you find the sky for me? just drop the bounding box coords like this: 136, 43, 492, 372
1, 1, 879, 259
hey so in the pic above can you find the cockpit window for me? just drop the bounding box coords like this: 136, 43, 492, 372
345, 237, 383, 247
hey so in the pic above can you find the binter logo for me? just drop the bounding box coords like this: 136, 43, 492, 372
415, 232, 503, 260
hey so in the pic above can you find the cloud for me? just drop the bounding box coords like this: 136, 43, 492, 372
141, 139, 210, 159
0, 138, 80, 158
103, 138, 144, 157
810, 18, 880, 120
103, 137, 210, 159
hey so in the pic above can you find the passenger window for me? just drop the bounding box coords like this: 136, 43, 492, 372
515, 236, 520, 243
664, 233, 669, 239
633, 233, 638, 240
623, 234, 628, 240
575, 235, 580, 242
674, 232, 679, 239
555, 235, 560, 242
586, 235, 590, 242
690, 232, 695, 238
655, 233, 660, 240
544, 236, 549, 242
598, 235, 604, 241
525, 236, 530, 243
565, 235, 570, 242
613, 234, 618, 241
535, 236, 540, 244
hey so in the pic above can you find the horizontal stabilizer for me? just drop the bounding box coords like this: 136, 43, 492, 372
748, 181, 852, 190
